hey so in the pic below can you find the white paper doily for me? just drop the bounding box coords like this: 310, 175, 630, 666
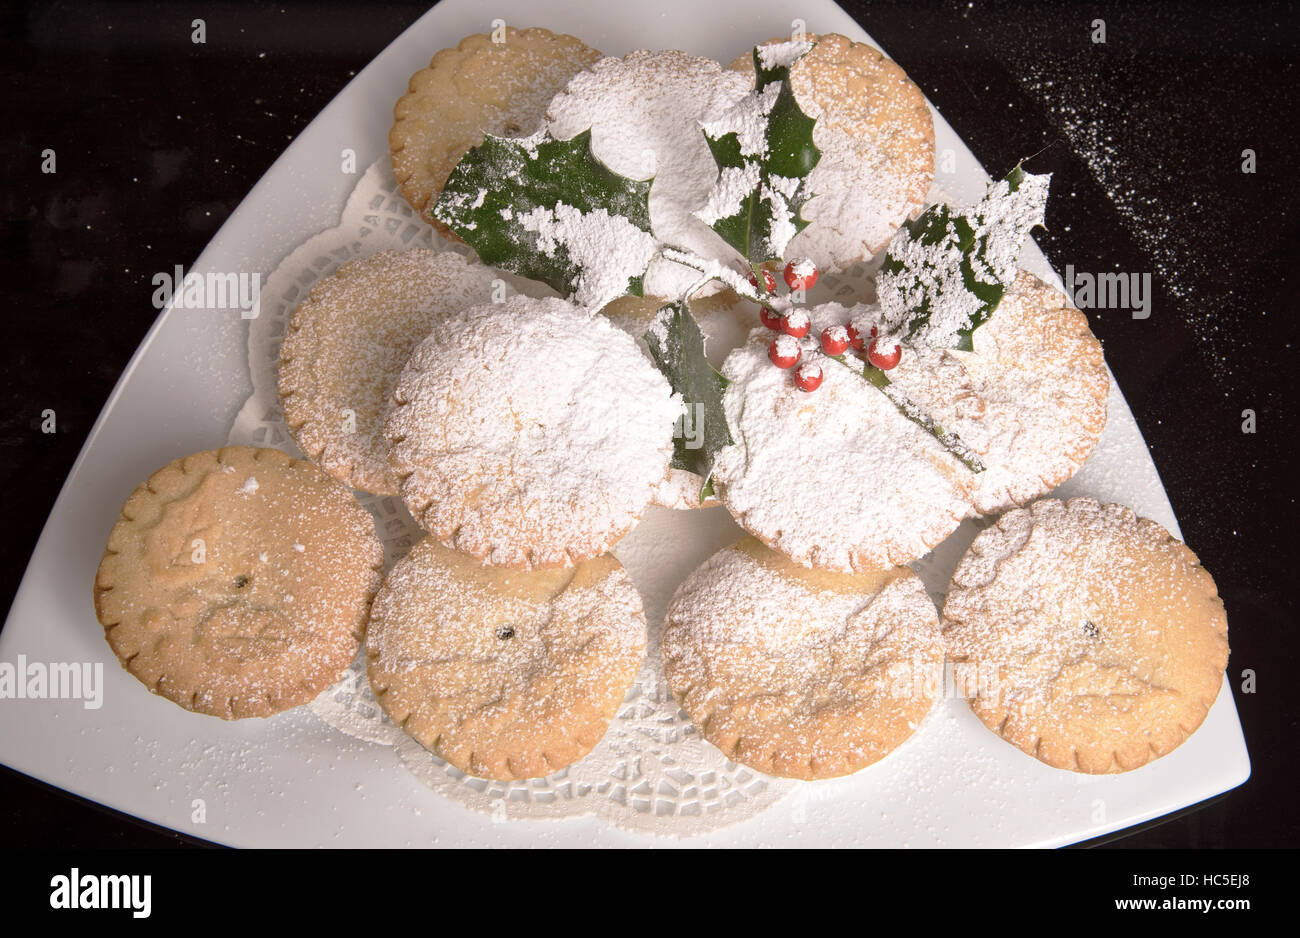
228, 158, 819, 834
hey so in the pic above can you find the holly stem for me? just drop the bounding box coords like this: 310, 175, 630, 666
661, 247, 789, 314
829, 355, 986, 473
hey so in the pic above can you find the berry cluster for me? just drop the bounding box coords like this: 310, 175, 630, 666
749, 259, 903, 393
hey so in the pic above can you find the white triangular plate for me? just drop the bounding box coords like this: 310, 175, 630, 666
0, 0, 1248, 846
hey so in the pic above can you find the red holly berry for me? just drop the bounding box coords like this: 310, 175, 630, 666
867, 337, 902, 370
747, 268, 777, 295
784, 258, 819, 291
759, 305, 784, 330
846, 324, 865, 351
768, 335, 802, 369
780, 309, 810, 339
820, 325, 850, 356
793, 361, 823, 392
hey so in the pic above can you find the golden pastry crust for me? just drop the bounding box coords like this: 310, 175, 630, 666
278, 249, 498, 495
663, 537, 943, 779
390, 26, 602, 236
366, 539, 646, 780
942, 498, 1229, 773
93, 446, 384, 719
966, 271, 1109, 513
883, 270, 1110, 515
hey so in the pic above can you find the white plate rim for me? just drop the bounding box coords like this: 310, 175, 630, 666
0, 0, 1250, 847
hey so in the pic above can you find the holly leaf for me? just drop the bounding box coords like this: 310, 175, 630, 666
695, 41, 821, 265
877, 164, 1050, 351
643, 300, 732, 498
433, 129, 658, 311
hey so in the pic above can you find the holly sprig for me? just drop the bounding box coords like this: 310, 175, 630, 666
695, 39, 821, 265
433, 129, 658, 312
876, 165, 1050, 351
642, 300, 733, 495
662, 249, 986, 474
429, 43, 1010, 489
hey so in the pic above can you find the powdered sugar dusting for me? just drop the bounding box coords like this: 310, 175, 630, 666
783, 308, 810, 332
94, 447, 385, 720
880, 271, 1108, 514
713, 302, 976, 571
877, 172, 1049, 350
795, 360, 822, 382
278, 249, 499, 496
942, 497, 1229, 773
513, 202, 658, 310
699, 81, 780, 159
662, 538, 943, 778
980, 174, 1050, 282
761, 173, 802, 258
546, 50, 751, 299
733, 35, 935, 270
791, 257, 817, 279
385, 295, 682, 569
771, 332, 801, 360
695, 80, 805, 257
756, 38, 816, 71
695, 161, 762, 228
367, 541, 647, 779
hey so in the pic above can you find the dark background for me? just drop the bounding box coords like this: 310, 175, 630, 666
0, 0, 1295, 848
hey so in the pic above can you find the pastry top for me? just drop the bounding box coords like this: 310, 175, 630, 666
366, 538, 647, 780
384, 295, 682, 569
94, 446, 384, 719
942, 497, 1229, 773
728, 33, 935, 270
883, 270, 1110, 515
662, 537, 943, 779
278, 249, 498, 495
390, 26, 602, 235
546, 49, 752, 300
713, 302, 977, 571
713, 269, 1109, 569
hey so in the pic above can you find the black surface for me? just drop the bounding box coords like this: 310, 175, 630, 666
0, 0, 1295, 848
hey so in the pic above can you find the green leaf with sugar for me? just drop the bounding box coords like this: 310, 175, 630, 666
643, 300, 733, 499
433, 129, 658, 311
696, 41, 821, 266
877, 164, 1050, 351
